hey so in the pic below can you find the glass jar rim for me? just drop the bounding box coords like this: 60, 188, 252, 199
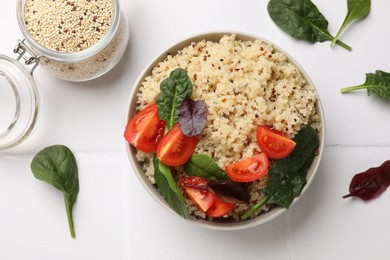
16, 0, 120, 62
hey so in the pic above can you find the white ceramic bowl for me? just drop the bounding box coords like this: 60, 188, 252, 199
125, 32, 325, 230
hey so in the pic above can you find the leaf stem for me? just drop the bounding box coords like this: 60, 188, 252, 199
330, 32, 343, 47
324, 31, 351, 51
340, 84, 366, 93
331, 19, 349, 47
334, 39, 352, 51
241, 196, 269, 221
342, 193, 353, 199
64, 195, 76, 238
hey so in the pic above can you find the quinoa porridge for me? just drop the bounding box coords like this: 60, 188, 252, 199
132, 34, 321, 220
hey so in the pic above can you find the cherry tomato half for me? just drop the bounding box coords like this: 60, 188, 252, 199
256, 125, 296, 159
225, 153, 269, 182
179, 176, 216, 212
156, 123, 198, 166
206, 196, 235, 218
124, 104, 166, 153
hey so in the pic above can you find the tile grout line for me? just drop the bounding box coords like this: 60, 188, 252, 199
2, 144, 390, 157
285, 210, 295, 260
0, 149, 127, 157
325, 144, 390, 148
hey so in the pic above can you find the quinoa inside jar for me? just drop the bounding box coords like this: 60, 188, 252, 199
16, 0, 129, 81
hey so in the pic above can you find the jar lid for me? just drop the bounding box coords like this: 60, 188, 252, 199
0, 54, 39, 150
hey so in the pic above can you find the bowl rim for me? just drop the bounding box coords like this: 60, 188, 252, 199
124, 30, 326, 230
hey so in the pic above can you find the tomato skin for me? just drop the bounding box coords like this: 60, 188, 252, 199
256, 125, 296, 159
178, 176, 216, 212
124, 104, 166, 153
206, 196, 235, 218
225, 153, 269, 182
179, 176, 236, 216
156, 123, 198, 166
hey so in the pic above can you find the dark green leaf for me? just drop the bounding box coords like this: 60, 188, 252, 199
153, 156, 189, 219
184, 154, 229, 182
264, 126, 318, 207
156, 68, 193, 130
30, 145, 79, 238
241, 126, 319, 220
340, 70, 390, 100
267, 0, 352, 50
331, 0, 370, 46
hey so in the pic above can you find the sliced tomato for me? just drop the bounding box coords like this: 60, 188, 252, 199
156, 123, 198, 166
124, 104, 166, 153
179, 176, 216, 212
206, 196, 235, 218
225, 153, 269, 182
256, 125, 296, 159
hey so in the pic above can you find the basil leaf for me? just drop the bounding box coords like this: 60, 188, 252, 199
184, 154, 229, 183
156, 68, 193, 130
340, 70, 390, 100
30, 145, 79, 238
178, 99, 208, 137
331, 0, 370, 47
153, 156, 188, 219
241, 126, 319, 220
267, 0, 352, 51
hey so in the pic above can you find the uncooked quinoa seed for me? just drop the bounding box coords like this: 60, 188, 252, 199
25, 0, 113, 52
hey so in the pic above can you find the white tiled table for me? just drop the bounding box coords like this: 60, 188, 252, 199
1, 1, 389, 259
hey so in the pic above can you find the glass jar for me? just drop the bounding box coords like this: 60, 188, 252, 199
0, 0, 129, 150
0, 53, 39, 150
16, 0, 130, 81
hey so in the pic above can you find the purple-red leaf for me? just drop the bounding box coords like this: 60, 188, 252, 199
178, 99, 207, 137
208, 179, 250, 204
343, 160, 390, 201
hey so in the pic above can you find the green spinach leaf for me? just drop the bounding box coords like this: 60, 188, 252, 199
241, 126, 319, 220
184, 154, 229, 183
30, 145, 79, 238
153, 156, 189, 219
267, 0, 352, 51
156, 68, 193, 130
331, 0, 370, 47
340, 70, 390, 100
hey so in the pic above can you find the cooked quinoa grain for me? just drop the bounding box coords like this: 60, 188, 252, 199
135, 34, 320, 220
25, 0, 113, 52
